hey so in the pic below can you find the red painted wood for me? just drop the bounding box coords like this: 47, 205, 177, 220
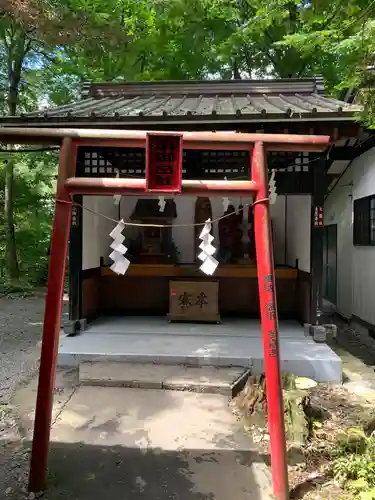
0, 127, 331, 151
64, 177, 258, 197
252, 141, 289, 499
145, 133, 183, 193
28, 138, 75, 493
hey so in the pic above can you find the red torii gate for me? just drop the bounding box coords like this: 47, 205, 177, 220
12, 129, 330, 500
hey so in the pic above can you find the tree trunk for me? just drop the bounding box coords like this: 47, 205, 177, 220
234, 373, 326, 450
233, 59, 241, 80
5, 75, 20, 280
4, 157, 19, 279
3, 27, 28, 280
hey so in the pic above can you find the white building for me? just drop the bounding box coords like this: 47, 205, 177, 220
324, 139, 375, 339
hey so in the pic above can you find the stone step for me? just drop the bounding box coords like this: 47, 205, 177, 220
79, 362, 250, 397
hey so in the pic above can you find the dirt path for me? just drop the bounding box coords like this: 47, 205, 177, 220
0, 295, 70, 498
0, 296, 46, 404
45, 385, 274, 499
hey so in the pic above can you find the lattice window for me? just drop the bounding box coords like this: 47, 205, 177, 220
76, 146, 250, 180
354, 195, 375, 246
76, 146, 313, 181
81, 148, 146, 176
199, 150, 248, 176
268, 152, 310, 173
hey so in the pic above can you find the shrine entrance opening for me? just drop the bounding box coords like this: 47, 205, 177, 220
22, 130, 330, 500
75, 144, 315, 325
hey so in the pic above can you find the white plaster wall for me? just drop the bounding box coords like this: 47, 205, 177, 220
285, 195, 311, 273
352, 149, 375, 325
324, 166, 353, 318
324, 147, 375, 324
271, 196, 286, 265
82, 196, 118, 270
83, 194, 291, 268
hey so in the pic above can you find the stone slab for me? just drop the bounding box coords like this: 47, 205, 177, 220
48, 385, 274, 500
79, 362, 248, 396
84, 316, 305, 338
59, 329, 342, 383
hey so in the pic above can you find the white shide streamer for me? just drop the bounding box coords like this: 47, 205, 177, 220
113, 170, 121, 206
222, 197, 230, 212
269, 169, 277, 205
198, 218, 219, 276
158, 196, 166, 212
109, 220, 130, 275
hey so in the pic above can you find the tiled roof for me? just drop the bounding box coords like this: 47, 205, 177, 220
4, 78, 362, 124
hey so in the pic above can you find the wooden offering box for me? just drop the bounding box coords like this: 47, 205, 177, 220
168, 280, 220, 323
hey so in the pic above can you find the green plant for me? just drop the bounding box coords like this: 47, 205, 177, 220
360, 488, 375, 500
0, 278, 35, 296
331, 428, 375, 496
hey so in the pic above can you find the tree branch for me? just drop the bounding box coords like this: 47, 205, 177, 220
233, 58, 241, 79
242, 45, 253, 76
262, 29, 283, 70
32, 48, 56, 63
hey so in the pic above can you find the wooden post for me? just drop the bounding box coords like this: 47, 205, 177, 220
28, 138, 75, 493
310, 158, 326, 324
252, 142, 289, 500
68, 194, 82, 328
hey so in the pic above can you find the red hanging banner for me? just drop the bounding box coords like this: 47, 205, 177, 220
145, 133, 183, 193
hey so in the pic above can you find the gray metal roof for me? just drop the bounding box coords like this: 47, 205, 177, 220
2, 78, 362, 125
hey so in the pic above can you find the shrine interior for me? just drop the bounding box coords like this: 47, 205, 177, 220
75, 146, 313, 325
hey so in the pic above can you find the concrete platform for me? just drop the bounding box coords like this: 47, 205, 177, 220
77, 316, 307, 338
79, 362, 249, 396
58, 317, 342, 383
49, 385, 274, 499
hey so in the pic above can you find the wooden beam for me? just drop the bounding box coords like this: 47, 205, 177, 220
310, 157, 326, 324
68, 194, 82, 328
65, 177, 259, 196
100, 264, 297, 279
0, 127, 331, 151
329, 146, 361, 161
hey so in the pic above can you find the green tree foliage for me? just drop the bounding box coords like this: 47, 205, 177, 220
1, 0, 375, 288
53, 1, 375, 91
0, 150, 58, 289
0, 0, 131, 283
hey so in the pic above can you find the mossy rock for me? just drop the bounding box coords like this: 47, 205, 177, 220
283, 389, 309, 446
335, 428, 368, 454
235, 372, 324, 449
361, 412, 375, 436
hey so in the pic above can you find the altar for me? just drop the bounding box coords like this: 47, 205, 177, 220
85, 262, 300, 322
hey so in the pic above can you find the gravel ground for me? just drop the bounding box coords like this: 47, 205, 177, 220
0, 296, 46, 404
0, 294, 69, 499
322, 312, 375, 367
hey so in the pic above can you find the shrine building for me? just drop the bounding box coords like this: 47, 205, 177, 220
0, 77, 369, 382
